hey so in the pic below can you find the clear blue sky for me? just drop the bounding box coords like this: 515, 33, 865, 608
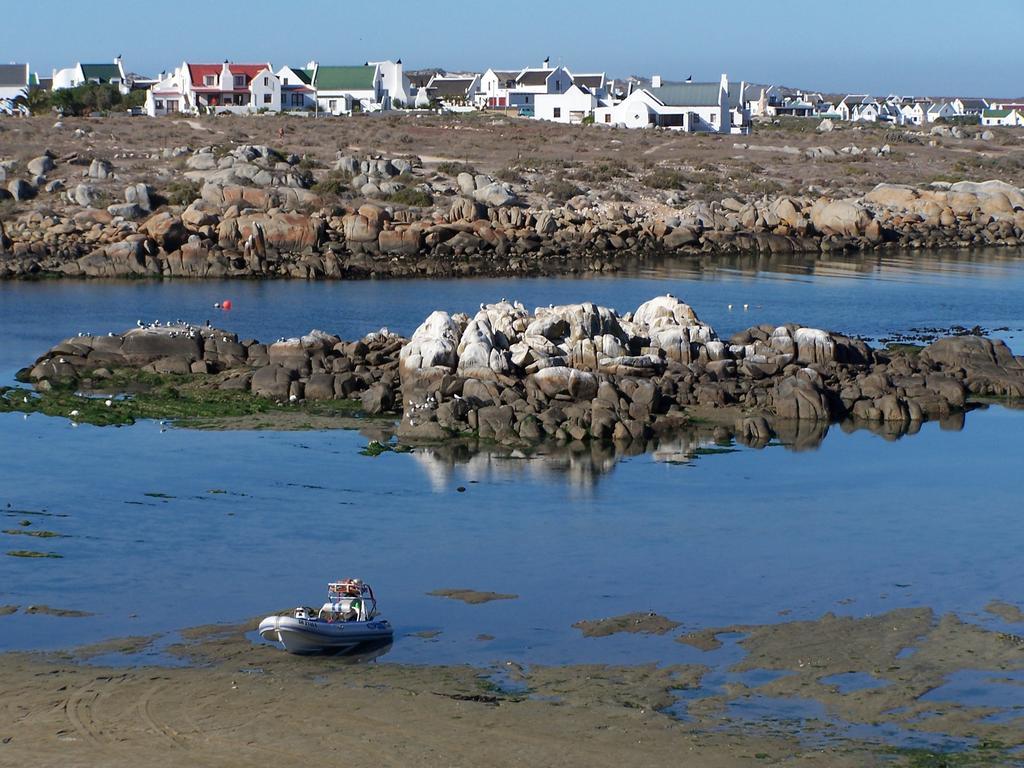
4, 0, 1021, 97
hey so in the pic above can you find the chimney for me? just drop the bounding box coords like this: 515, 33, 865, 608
543, 56, 550, 68
306, 60, 317, 70
719, 73, 729, 100
651, 74, 662, 89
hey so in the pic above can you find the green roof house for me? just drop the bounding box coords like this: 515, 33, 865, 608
52, 57, 128, 94
277, 61, 387, 114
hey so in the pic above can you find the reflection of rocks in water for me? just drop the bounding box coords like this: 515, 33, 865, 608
408, 407, 974, 488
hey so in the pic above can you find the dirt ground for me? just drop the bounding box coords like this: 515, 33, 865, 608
2, 606, 1022, 767
2, 112, 1023, 214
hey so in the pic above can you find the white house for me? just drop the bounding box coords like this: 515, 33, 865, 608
570, 71, 608, 99
594, 74, 732, 133
479, 68, 521, 108
52, 58, 128, 94
901, 101, 930, 126
952, 97, 988, 117
275, 65, 317, 111
835, 94, 871, 121
145, 62, 280, 116
368, 59, 413, 107
293, 61, 408, 114
534, 84, 600, 124
0, 64, 31, 114
926, 101, 957, 123
981, 108, 1024, 127
508, 62, 572, 114
422, 74, 481, 109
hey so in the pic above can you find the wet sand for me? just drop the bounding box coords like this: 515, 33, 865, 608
2, 607, 1023, 767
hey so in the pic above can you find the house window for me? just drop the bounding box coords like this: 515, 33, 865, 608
263, 77, 269, 86
329, 99, 337, 111
234, 75, 245, 87
292, 93, 303, 106
263, 93, 272, 104
553, 107, 561, 118
604, 113, 611, 123
283, 77, 289, 85
711, 113, 717, 124
155, 99, 164, 110
167, 100, 178, 113
205, 75, 216, 86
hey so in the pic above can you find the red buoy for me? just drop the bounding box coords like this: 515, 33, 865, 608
222, 299, 232, 310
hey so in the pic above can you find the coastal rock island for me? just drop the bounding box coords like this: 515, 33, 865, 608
16, 296, 1024, 447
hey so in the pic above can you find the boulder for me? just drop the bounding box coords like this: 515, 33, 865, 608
811, 199, 871, 237
140, 212, 190, 252
72, 183, 100, 207
250, 365, 294, 399
27, 156, 55, 176
473, 182, 517, 207
7, 179, 34, 201
361, 382, 395, 414
125, 183, 153, 211
88, 159, 113, 180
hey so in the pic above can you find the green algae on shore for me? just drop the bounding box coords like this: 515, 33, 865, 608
6, 549, 62, 558
1, 368, 369, 429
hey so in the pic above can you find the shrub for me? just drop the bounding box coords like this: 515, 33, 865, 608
312, 171, 351, 197
385, 187, 433, 207
436, 161, 477, 176
534, 177, 582, 201
496, 166, 524, 184
641, 169, 690, 190
163, 179, 202, 206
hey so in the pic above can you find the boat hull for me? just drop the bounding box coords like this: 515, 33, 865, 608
259, 615, 393, 655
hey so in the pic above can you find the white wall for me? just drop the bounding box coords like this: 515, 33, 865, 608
249, 68, 281, 112
534, 87, 596, 124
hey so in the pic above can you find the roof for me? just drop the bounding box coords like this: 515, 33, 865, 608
983, 109, 1013, 118
187, 63, 269, 87
80, 63, 122, 82
648, 82, 721, 107
313, 65, 376, 91
490, 69, 520, 80
0, 64, 28, 87
429, 77, 475, 97
572, 73, 604, 88
517, 68, 554, 86
957, 98, 987, 108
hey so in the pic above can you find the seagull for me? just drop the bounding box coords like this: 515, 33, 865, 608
69, 409, 80, 417
727, 304, 733, 311
58, 358, 67, 364
105, 399, 113, 407
108, 331, 115, 336
22, 396, 29, 403
137, 320, 144, 328
743, 304, 749, 311
289, 394, 298, 402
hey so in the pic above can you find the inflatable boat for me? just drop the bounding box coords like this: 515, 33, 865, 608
259, 579, 393, 655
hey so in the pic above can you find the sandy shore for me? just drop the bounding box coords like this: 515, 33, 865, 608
2, 607, 1022, 767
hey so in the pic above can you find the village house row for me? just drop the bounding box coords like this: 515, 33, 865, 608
1, 56, 1021, 130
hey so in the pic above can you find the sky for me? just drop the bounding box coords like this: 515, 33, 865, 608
2, 0, 1022, 97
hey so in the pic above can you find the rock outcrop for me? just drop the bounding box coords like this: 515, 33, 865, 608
21, 296, 1024, 448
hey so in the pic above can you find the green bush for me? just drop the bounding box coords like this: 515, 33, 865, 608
641, 169, 690, 189
50, 83, 126, 116
312, 171, 351, 197
163, 179, 202, 206
436, 161, 477, 176
534, 177, 582, 201
385, 187, 433, 207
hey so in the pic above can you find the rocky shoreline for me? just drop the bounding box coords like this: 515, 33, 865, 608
3, 142, 1024, 280
14, 296, 1024, 448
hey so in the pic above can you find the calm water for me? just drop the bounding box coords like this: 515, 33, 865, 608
1, 249, 1023, 670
